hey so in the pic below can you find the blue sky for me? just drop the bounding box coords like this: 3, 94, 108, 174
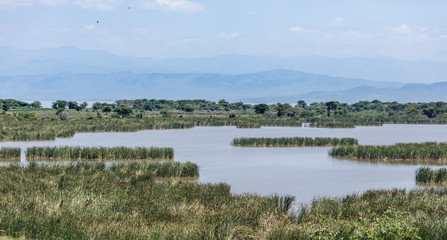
1, 0, 447, 60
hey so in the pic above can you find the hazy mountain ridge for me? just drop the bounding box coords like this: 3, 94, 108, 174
0, 70, 404, 102
1, 46, 447, 83
247, 82, 447, 103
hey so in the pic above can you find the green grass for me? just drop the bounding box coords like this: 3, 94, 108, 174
26, 146, 174, 161
0, 162, 292, 239
330, 142, 447, 164
0, 147, 20, 161
232, 137, 358, 147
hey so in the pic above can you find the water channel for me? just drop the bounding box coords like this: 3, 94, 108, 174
1, 124, 446, 204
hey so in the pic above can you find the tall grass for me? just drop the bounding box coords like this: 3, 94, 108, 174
0, 147, 20, 161
26, 146, 174, 161
415, 167, 447, 184
330, 142, 447, 164
232, 137, 358, 147
0, 163, 293, 239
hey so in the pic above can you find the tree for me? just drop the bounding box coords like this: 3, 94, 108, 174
422, 107, 442, 119
276, 103, 296, 117
68, 101, 79, 110
218, 99, 230, 111
181, 104, 194, 112
297, 100, 307, 109
325, 101, 339, 117
30, 101, 42, 108
92, 102, 102, 110
114, 106, 133, 118
405, 106, 418, 118
52, 100, 68, 109
102, 106, 113, 113
2, 104, 10, 111
254, 104, 269, 114
80, 102, 88, 109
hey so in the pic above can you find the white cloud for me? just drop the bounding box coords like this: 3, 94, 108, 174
440, 35, 447, 39
0, 0, 66, 9
216, 32, 240, 40
74, 0, 117, 11
328, 17, 345, 26
289, 26, 302, 32
142, 0, 204, 13
85, 25, 96, 30
386, 23, 412, 34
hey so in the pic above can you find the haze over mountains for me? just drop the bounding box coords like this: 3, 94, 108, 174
1, 47, 447, 103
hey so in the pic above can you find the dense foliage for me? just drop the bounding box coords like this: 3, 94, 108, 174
232, 137, 358, 147
0, 147, 20, 161
26, 146, 174, 161
415, 167, 447, 184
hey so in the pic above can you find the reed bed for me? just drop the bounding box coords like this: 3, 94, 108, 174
26, 146, 174, 161
269, 188, 447, 239
415, 167, 447, 184
0, 117, 303, 142
0, 163, 294, 239
0, 147, 20, 161
232, 137, 358, 147
330, 142, 447, 164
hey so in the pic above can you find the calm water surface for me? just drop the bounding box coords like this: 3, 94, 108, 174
1, 124, 447, 204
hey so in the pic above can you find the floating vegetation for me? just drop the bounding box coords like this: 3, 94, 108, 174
415, 167, 447, 184
0, 147, 20, 161
26, 146, 174, 161
0, 162, 294, 239
232, 137, 358, 147
330, 142, 447, 164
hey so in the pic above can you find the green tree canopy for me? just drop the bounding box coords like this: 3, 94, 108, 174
254, 104, 269, 114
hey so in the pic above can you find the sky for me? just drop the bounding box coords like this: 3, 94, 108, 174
1, 0, 447, 60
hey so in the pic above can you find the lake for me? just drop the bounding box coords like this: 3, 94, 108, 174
1, 124, 447, 204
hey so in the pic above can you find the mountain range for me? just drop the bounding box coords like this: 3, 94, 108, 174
1, 46, 447, 103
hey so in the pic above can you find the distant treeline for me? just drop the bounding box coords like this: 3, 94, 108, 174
232, 137, 358, 147
4, 98, 447, 134
330, 142, 447, 164
26, 146, 174, 161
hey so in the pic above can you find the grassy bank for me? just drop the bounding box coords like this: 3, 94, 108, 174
232, 137, 358, 147
0, 163, 293, 239
26, 146, 174, 161
415, 167, 447, 184
268, 188, 445, 239
330, 142, 447, 164
2, 161, 445, 239
0, 147, 20, 161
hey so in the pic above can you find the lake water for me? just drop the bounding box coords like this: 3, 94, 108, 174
1, 124, 447, 204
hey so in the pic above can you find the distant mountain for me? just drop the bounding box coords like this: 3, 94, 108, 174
0, 70, 403, 101
247, 82, 447, 103
1, 46, 447, 83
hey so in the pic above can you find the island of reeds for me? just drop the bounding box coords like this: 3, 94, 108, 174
232, 137, 358, 147
415, 167, 447, 184
330, 142, 447, 164
26, 146, 174, 161
0, 147, 21, 161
